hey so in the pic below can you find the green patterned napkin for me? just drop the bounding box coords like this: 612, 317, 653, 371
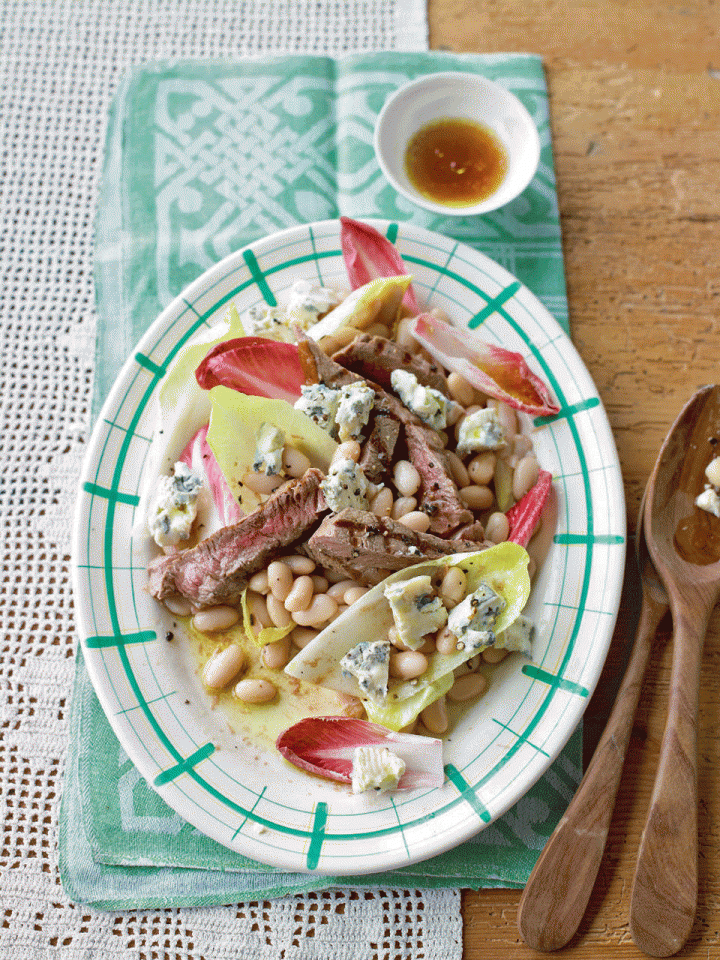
62, 51, 579, 908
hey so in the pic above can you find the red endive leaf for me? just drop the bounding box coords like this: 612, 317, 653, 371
195, 336, 305, 404
179, 425, 242, 527
506, 470, 553, 546
276, 716, 444, 789
411, 314, 560, 417
340, 217, 419, 313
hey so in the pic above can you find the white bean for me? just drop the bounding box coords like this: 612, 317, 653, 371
421, 696, 449, 735
327, 579, 359, 600
512, 454, 540, 501
389, 650, 428, 680
440, 567, 467, 606
248, 570, 270, 594
436, 626, 460, 655
483, 646, 509, 664
284, 575, 314, 613
291, 626, 319, 649
242, 471, 285, 495
282, 445, 311, 478
398, 510, 431, 533
370, 486, 394, 517
234, 678, 277, 704
164, 595, 192, 617
445, 450, 470, 489
467, 451, 496, 486
447, 371, 475, 407
283, 554, 316, 575
266, 593, 293, 628
344, 586, 369, 605
192, 605, 240, 633
268, 560, 293, 601
291, 593, 338, 627
394, 315, 419, 350
485, 511, 510, 544
513, 434, 533, 459
332, 440, 361, 465
448, 673, 488, 702
261, 636, 292, 670
393, 460, 421, 497
246, 591, 273, 629
366, 321, 390, 337
459, 485, 494, 511
203, 645, 245, 690
391, 496, 417, 520
311, 574, 330, 593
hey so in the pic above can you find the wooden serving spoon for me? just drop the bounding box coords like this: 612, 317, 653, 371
629, 384, 720, 957
516, 489, 669, 951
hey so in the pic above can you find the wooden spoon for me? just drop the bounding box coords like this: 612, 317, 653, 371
629, 384, 720, 957
516, 489, 669, 951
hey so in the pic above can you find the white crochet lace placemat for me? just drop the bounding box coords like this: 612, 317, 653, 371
0, 1, 466, 958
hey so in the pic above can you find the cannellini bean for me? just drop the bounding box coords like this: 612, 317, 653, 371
203, 645, 245, 689
391, 496, 417, 520
398, 510, 431, 533
482, 646, 509, 664
344, 586, 369, 605
390, 627, 435, 654
248, 570, 270, 594
290, 626, 319, 649
513, 433, 533, 459
291, 593, 338, 627
283, 554, 316, 575
436, 626, 460, 655
282, 445, 311, 478
445, 450, 470, 489
459, 485, 494, 511
164, 595, 192, 616
192, 605, 240, 633
245, 591, 273, 629
370, 486, 394, 517
394, 315, 418, 350
284, 575, 314, 612
366, 321, 390, 337
234, 678, 277, 704
440, 566, 467, 606
332, 440, 361, 465
337, 693, 365, 719
421, 696, 449, 735
389, 650, 429, 680
393, 460, 421, 497
311, 574, 329, 592
485, 511, 510, 544
327, 579, 359, 600
261, 636, 292, 670
447, 371, 475, 407
268, 560, 293, 601
266, 593, 294, 628
242, 471, 285, 495
468, 451, 496, 486
513, 454, 540, 501
448, 672, 488, 702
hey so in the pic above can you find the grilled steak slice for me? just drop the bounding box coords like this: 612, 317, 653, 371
332, 333, 448, 393
359, 410, 401, 483
453, 521, 487, 542
404, 422, 472, 536
148, 468, 326, 608
305, 508, 481, 586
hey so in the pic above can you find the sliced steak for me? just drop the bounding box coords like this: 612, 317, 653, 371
359, 410, 401, 483
305, 508, 481, 586
453, 520, 487, 542
148, 468, 326, 608
332, 333, 448, 393
404, 422, 472, 536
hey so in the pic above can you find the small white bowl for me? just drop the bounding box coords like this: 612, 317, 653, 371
374, 72, 541, 217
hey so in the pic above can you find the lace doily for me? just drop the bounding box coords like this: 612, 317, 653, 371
0, 1, 464, 957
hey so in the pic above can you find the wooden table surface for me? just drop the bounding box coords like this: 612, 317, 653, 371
428, 1, 720, 956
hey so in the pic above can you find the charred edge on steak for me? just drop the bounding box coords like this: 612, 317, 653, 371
404, 422, 473, 536
148, 468, 327, 608
331, 333, 448, 394
305, 508, 482, 586
359, 410, 401, 483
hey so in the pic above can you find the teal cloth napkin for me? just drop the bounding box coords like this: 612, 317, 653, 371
61, 51, 580, 909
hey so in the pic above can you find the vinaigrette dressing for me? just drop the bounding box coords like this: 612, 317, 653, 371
404, 117, 508, 207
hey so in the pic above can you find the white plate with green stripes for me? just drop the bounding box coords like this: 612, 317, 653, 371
73, 219, 625, 875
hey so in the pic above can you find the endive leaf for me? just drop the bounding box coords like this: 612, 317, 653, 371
411, 314, 560, 417
241, 588, 295, 647
306, 275, 411, 343
196, 336, 305, 404
340, 217, 419, 313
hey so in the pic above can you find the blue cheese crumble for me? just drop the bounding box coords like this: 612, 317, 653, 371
496, 614, 534, 656
456, 407, 506, 456
147, 461, 203, 547
252, 423, 285, 476
390, 369, 456, 431
447, 582, 506, 653
384, 575, 448, 651
340, 640, 390, 704
321, 457, 369, 512
336, 382, 375, 442
242, 280, 339, 340
351, 746, 405, 794
294, 383, 340, 434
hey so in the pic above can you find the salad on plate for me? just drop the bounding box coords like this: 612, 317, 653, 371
139, 218, 559, 796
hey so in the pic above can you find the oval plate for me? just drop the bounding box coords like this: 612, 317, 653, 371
72, 219, 625, 875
